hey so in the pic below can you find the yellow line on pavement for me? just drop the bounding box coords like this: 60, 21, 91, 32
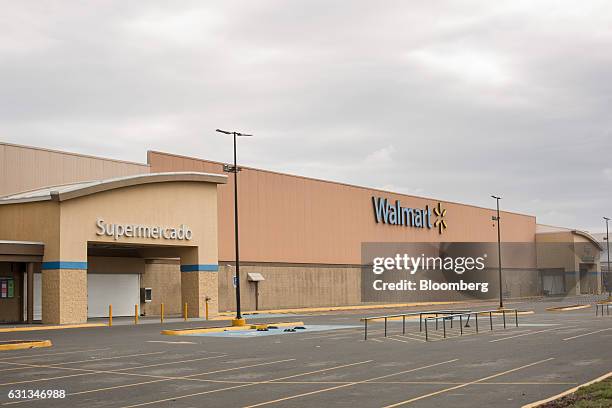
0, 351, 166, 372
242, 359, 459, 408
382, 358, 554, 407
251, 380, 577, 385
2, 358, 297, 405
0, 348, 111, 361
0, 324, 106, 333
0, 354, 227, 386
119, 360, 374, 408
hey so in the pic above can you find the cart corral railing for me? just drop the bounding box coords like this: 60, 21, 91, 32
361, 308, 520, 341
595, 302, 611, 316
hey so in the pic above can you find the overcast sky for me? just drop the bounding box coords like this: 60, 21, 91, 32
1, 1, 611, 232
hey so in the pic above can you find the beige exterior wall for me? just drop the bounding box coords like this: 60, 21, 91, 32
88, 256, 145, 274
181, 271, 218, 317
42, 269, 87, 324
0, 144, 549, 320
58, 181, 219, 264
141, 260, 181, 316
0, 201, 60, 259
0, 177, 223, 323
536, 231, 602, 295
148, 151, 537, 266
218, 264, 362, 311
216, 264, 541, 310
0, 142, 149, 197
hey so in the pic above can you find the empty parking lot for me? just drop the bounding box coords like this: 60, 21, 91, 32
0, 299, 610, 407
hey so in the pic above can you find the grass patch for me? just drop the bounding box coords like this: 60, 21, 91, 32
541, 378, 612, 408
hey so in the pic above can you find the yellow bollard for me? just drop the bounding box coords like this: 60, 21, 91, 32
134, 304, 139, 325
205, 299, 209, 321
109, 304, 112, 327
160, 303, 164, 324
184, 302, 188, 321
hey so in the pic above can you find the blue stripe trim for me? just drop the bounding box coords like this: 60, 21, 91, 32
41, 261, 88, 270
565, 271, 601, 275
180, 264, 219, 272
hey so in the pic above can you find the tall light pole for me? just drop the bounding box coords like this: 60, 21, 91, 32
604, 217, 610, 299
216, 128, 253, 323
491, 195, 503, 309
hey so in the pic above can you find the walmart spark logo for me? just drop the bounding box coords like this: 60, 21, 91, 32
433, 202, 447, 234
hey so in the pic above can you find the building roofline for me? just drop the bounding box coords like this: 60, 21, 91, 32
148, 150, 537, 220
536, 228, 604, 251
0, 172, 227, 205
1, 141, 149, 168
572, 230, 604, 251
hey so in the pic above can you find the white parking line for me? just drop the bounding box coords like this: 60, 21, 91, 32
563, 327, 612, 341
119, 360, 374, 408
0, 351, 166, 373
0, 348, 112, 361
242, 359, 458, 408
382, 358, 555, 407
2, 359, 297, 405
489, 326, 575, 343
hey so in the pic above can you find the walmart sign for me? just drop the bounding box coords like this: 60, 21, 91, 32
372, 197, 447, 234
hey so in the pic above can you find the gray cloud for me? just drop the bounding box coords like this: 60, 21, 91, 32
1, 1, 611, 231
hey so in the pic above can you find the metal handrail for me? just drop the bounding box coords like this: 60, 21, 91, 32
362, 308, 520, 341
595, 303, 610, 316
362, 310, 471, 321
423, 308, 519, 341
362, 309, 471, 340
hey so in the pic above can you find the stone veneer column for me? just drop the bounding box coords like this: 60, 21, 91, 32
181, 267, 219, 318
565, 270, 579, 295
42, 265, 88, 324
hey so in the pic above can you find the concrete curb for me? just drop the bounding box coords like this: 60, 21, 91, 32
214, 301, 468, 318
521, 371, 612, 408
0, 340, 52, 351
0, 323, 106, 333
162, 321, 305, 336
545, 304, 591, 312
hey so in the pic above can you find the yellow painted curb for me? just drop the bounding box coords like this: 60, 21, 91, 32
0, 323, 106, 333
214, 301, 467, 318
363, 314, 445, 322
162, 321, 304, 336
0, 340, 52, 351
546, 304, 591, 312
479, 310, 535, 316
522, 371, 612, 408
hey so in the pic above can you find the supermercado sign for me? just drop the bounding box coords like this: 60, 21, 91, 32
372, 196, 448, 234
95, 219, 192, 241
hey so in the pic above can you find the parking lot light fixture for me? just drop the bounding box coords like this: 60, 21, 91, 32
605, 217, 610, 300
216, 128, 253, 324
491, 195, 503, 309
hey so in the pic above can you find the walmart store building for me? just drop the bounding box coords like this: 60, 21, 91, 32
0, 142, 604, 324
